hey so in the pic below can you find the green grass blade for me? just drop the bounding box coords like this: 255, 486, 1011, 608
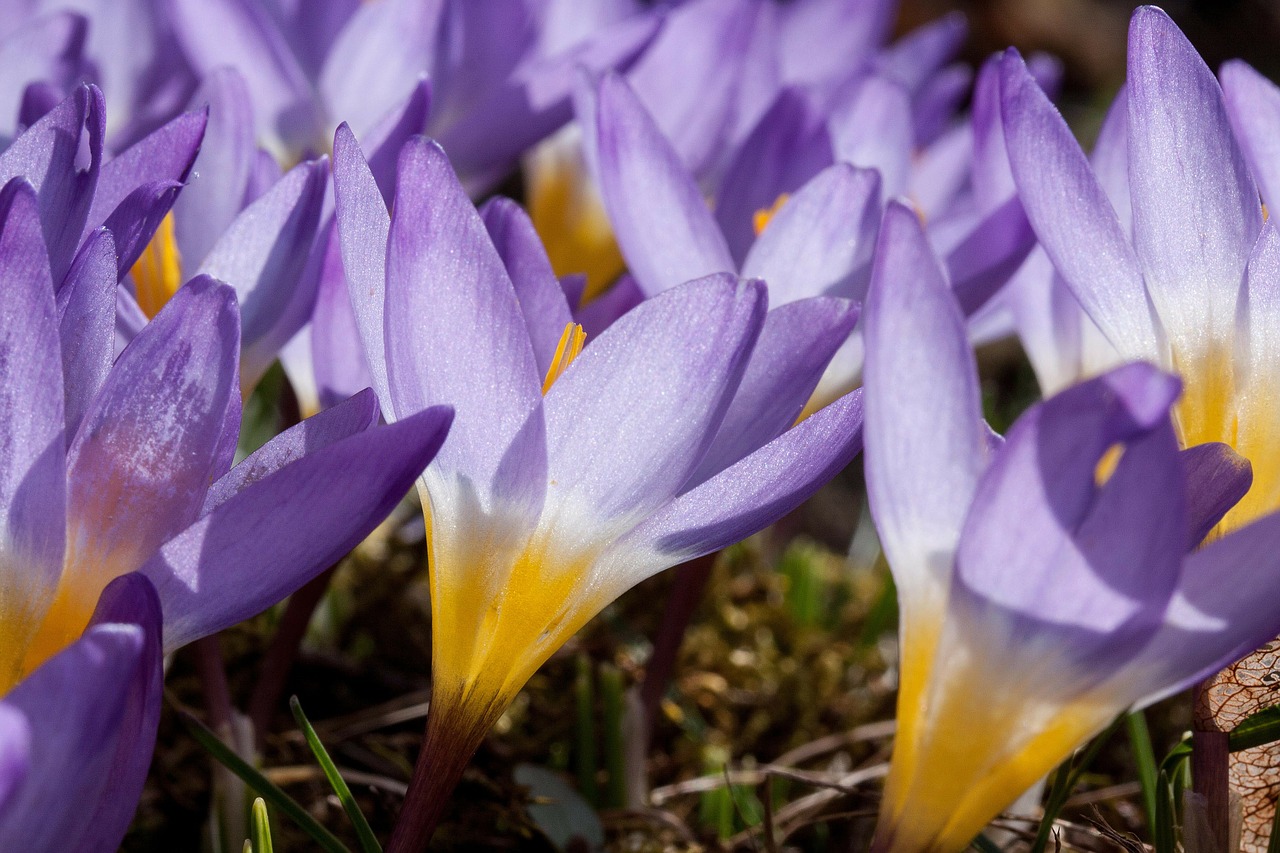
574, 654, 599, 806
970, 832, 1003, 853
1228, 704, 1280, 752
1268, 789, 1280, 853
1153, 770, 1176, 853
251, 798, 274, 853
600, 664, 627, 809
1126, 711, 1159, 836
291, 696, 383, 853
180, 710, 351, 853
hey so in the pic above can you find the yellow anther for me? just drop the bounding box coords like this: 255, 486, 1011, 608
542, 322, 586, 394
131, 211, 183, 318
1094, 443, 1124, 486
752, 193, 790, 236
1264, 202, 1270, 222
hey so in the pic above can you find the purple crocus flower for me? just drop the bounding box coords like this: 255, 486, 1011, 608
0, 168, 452, 688
0, 574, 162, 852
1000, 6, 1277, 533
331, 123, 864, 844
865, 202, 1279, 853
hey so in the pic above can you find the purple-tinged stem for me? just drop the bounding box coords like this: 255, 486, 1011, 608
638, 552, 717, 737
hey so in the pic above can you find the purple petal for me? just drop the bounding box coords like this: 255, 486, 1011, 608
318, 0, 443, 140
999, 50, 1158, 360
170, 0, 322, 157
945, 195, 1036, 317
436, 11, 660, 191
331, 123, 391, 411
74, 573, 164, 853
57, 227, 115, 440
1126, 6, 1260, 354
1091, 85, 1131, 235
715, 88, 833, 264
0, 179, 65, 684
0, 12, 86, 141
862, 202, 986, 609
0, 84, 103, 283
144, 405, 453, 652
362, 78, 433, 206
429, 0, 533, 127
174, 68, 257, 270
480, 196, 574, 377
63, 276, 239, 647
203, 387, 378, 514
954, 364, 1185, 678
1222, 60, 1280, 211
689, 296, 858, 486
1181, 443, 1251, 551
777, 0, 894, 90
741, 162, 880, 305
625, 0, 762, 175
911, 63, 972, 146
309, 227, 373, 408
101, 179, 182, 276
624, 387, 863, 573
263, 0, 360, 79
874, 10, 967, 93
85, 108, 206, 242
0, 705, 29, 817
594, 73, 734, 297
0, 606, 148, 850
385, 137, 546, 509
574, 272, 644, 338
196, 157, 327, 391
828, 75, 914, 199
542, 275, 764, 522
905, 121, 972, 217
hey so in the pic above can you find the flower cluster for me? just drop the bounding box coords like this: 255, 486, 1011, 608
1, 2, 1280, 852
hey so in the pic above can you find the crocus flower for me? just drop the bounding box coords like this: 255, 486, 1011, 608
0, 574, 162, 852
1000, 6, 1275, 532
164, 0, 659, 183
332, 124, 865, 847
0, 167, 453, 688
865, 202, 1280, 853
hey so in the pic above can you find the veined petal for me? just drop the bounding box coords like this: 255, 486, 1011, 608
0, 180, 66, 692
362, 78, 433, 205
625, 0, 761, 175
309, 228, 374, 409
170, 0, 322, 158
999, 50, 1159, 361
318, 0, 443, 141
202, 388, 379, 514
594, 72, 734, 297
57, 228, 115, 440
85, 108, 206, 244
196, 157, 327, 392
102, 179, 182, 276
1222, 60, 1280, 211
36, 277, 239, 669
741, 163, 880, 305
863, 202, 986, 621
542, 274, 765, 524
1092, 85, 1132, 235
1181, 443, 1252, 551
144, 405, 453, 652
385, 137, 546, 512
945, 195, 1036, 318
480, 197, 575, 378
174, 68, 257, 270
72, 573, 163, 853
828, 75, 913, 199
715, 88, 832, 264
0, 609, 147, 851
689, 296, 859, 485
622, 388, 864, 584
1126, 6, 1260, 358
0, 84, 103, 284
332, 122, 392, 413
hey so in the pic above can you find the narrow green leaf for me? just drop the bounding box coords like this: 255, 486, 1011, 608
600, 664, 626, 809
1153, 770, 1176, 853
179, 709, 351, 853
243, 842, 253, 853
290, 696, 383, 853
1267, 789, 1280, 853
251, 798, 274, 853
1228, 705, 1280, 752
573, 654, 599, 807
1127, 711, 1159, 836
